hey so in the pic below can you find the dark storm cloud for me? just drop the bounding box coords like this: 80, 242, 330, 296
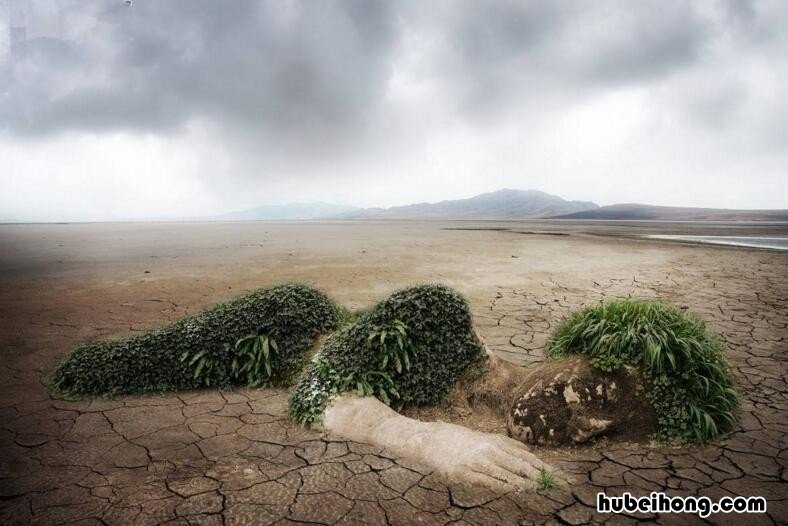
1, 0, 398, 153
1, 0, 785, 154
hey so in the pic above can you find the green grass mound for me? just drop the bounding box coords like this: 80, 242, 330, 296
548, 299, 737, 443
289, 284, 486, 425
51, 284, 338, 396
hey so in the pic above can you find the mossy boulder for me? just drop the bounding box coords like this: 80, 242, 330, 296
289, 284, 486, 425
51, 283, 338, 396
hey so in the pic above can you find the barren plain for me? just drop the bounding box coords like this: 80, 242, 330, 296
0, 220, 786, 525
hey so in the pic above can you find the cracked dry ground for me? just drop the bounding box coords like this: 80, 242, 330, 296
1, 234, 787, 525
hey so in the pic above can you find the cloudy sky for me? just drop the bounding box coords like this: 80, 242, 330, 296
1, 0, 786, 221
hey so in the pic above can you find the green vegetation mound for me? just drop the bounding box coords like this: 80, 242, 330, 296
548, 299, 738, 442
289, 284, 486, 425
51, 284, 338, 396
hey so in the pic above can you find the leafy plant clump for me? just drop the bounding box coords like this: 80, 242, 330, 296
229, 332, 279, 387
51, 283, 338, 396
289, 284, 486, 425
548, 299, 738, 443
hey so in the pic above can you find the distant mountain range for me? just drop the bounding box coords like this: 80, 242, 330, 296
554, 204, 788, 221
220, 189, 788, 222
223, 189, 598, 221
339, 189, 597, 219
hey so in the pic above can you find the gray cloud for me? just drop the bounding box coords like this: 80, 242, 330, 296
0, 0, 750, 139
2, 0, 397, 155
407, 0, 712, 120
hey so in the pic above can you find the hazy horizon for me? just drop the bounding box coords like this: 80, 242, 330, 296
11, 187, 788, 224
4, 186, 788, 224
2, 1, 788, 221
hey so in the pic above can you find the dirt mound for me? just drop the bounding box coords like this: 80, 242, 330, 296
507, 357, 657, 445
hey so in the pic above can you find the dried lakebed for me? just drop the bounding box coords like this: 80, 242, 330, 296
0, 220, 786, 525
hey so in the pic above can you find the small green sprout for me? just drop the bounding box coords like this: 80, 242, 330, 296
537, 468, 559, 490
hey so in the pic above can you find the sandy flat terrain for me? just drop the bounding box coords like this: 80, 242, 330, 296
0, 220, 786, 525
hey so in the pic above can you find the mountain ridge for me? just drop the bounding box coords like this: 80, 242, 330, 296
553, 203, 788, 221
338, 189, 598, 219
223, 189, 599, 221
220, 189, 788, 222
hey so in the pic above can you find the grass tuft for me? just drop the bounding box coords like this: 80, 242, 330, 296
548, 299, 737, 443
335, 305, 356, 328
537, 468, 559, 490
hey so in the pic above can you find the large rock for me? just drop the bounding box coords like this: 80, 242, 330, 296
507, 357, 656, 445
